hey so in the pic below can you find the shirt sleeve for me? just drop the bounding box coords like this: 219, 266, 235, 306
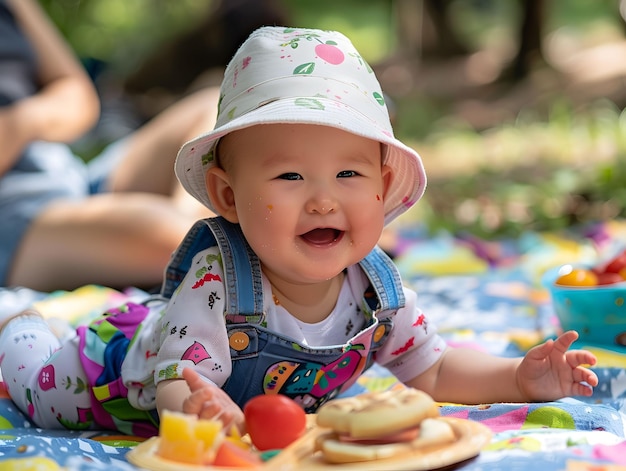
375, 287, 447, 383
154, 246, 232, 388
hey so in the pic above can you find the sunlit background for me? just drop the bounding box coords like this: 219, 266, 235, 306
40, 0, 626, 238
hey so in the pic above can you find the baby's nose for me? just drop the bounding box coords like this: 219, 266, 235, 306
305, 194, 337, 215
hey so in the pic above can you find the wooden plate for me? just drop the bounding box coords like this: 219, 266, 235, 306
127, 417, 491, 471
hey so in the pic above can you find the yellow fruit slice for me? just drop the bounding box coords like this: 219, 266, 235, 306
196, 418, 223, 450
157, 410, 223, 465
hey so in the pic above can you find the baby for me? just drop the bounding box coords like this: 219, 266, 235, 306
0, 26, 597, 436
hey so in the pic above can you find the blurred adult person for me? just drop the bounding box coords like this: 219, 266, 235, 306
0, 0, 217, 292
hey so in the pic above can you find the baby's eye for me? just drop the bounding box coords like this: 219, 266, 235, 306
278, 172, 302, 180
337, 170, 358, 178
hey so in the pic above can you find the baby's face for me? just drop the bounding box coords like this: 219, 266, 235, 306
217, 123, 391, 286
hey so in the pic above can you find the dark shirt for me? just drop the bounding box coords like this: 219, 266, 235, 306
0, 0, 38, 106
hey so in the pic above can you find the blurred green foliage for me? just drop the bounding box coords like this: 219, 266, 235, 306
39, 0, 214, 76
410, 100, 626, 238
284, 0, 395, 62
38, 0, 396, 73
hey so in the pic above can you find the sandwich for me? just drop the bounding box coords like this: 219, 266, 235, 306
314, 387, 456, 463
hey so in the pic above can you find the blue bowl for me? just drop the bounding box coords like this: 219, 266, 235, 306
543, 265, 626, 348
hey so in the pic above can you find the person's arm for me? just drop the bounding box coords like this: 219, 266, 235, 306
0, 0, 100, 174
406, 330, 598, 404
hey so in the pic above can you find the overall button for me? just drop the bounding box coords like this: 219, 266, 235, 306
373, 324, 386, 343
229, 331, 250, 351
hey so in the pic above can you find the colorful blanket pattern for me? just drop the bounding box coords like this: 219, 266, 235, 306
2, 222, 626, 470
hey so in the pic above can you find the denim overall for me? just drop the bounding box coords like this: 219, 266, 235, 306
162, 217, 405, 413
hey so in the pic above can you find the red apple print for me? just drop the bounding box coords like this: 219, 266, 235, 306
38, 365, 56, 391
315, 42, 344, 65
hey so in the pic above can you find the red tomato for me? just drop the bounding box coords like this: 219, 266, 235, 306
243, 394, 307, 451
604, 250, 626, 274
213, 440, 262, 468
596, 272, 625, 285
555, 267, 598, 286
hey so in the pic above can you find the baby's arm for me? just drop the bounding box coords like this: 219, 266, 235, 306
156, 369, 245, 432
406, 330, 597, 403
155, 377, 192, 414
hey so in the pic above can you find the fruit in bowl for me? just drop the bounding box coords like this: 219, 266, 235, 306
554, 248, 626, 287
554, 266, 598, 287
544, 249, 626, 348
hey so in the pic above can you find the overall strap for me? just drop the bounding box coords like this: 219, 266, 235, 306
161, 217, 264, 316
358, 246, 405, 311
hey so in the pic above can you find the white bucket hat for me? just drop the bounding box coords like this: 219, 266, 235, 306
175, 26, 426, 225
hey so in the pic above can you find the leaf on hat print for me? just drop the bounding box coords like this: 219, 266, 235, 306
373, 91, 385, 106
294, 62, 315, 75
295, 98, 325, 110
280, 31, 322, 50
349, 52, 373, 73
283, 38, 300, 49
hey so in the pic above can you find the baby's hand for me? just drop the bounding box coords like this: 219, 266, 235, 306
517, 330, 598, 401
182, 368, 245, 433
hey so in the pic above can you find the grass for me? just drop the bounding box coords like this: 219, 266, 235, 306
399, 99, 626, 239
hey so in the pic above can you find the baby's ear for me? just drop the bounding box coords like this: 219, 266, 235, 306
205, 167, 239, 223
381, 163, 393, 200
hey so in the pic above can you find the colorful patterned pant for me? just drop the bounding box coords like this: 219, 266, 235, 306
0, 315, 94, 430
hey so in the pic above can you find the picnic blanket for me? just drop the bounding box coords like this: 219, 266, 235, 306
2, 221, 626, 470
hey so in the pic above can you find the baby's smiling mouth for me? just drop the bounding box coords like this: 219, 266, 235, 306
300, 228, 343, 246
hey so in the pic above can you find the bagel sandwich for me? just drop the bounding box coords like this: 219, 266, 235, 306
314, 388, 456, 463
